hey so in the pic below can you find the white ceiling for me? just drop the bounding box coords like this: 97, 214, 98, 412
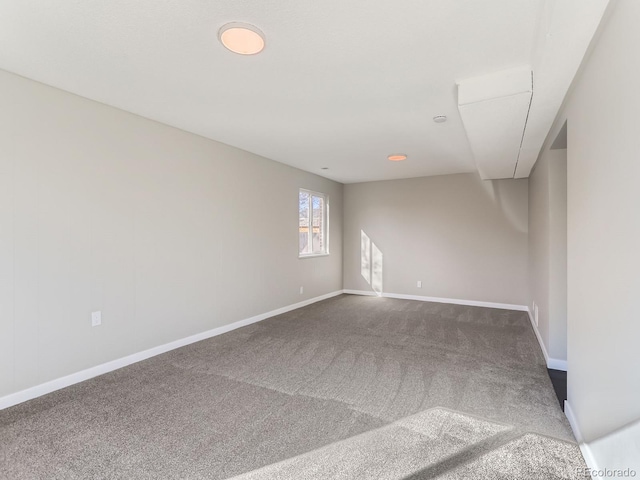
0, 0, 608, 183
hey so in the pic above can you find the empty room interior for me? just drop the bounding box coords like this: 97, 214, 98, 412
1, 0, 639, 478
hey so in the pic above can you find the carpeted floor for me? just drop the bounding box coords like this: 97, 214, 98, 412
0, 294, 587, 479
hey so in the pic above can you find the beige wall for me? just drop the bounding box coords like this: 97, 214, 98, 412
548, 152, 568, 360
558, 0, 640, 445
343, 173, 528, 305
528, 147, 568, 362
0, 70, 343, 398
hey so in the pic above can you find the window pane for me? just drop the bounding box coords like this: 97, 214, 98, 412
311, 195, 324, 253
299, 191, 310, 254
299, 189, 328, 256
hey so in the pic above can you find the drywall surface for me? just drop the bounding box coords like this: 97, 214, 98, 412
528, 154, 551, 351
343, 173, 528, 305
528, 148, 568, 362
560, 0, 640, 450
0, 69, 343, 398
548, 152, 568, 360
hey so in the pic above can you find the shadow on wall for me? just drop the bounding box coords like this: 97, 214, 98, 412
479, 179, 528, 234
361, 230, 383, 296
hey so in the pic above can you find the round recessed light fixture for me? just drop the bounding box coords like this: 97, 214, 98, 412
387, 154, 407, 162
218, 22, 265, 55
433, 115, 447, 123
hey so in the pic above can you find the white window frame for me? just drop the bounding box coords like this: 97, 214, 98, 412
298, 188, 330, 258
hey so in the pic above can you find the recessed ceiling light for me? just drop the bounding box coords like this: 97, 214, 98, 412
433, 115, 447, 123
321, 167, 329, 170
387, 154, 407, 162
218, 23, 265, 55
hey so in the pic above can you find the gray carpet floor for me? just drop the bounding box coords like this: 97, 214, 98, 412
0, 294, 587, 479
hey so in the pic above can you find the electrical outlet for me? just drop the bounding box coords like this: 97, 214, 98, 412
299, 286, 304, 295
91, 311, 102, 327
417, 280, 422, 288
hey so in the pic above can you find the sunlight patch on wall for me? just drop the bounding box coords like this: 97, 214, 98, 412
371, 242, 383, 296
361, 230, 383, 296
361, 231, 371, 283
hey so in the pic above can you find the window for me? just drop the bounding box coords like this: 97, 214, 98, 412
299, 189, 328, 256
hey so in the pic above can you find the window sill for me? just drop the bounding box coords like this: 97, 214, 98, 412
299, 253, 330, 259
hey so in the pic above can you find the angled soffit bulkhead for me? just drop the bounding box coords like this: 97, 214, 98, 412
457, 66, 533, 180
457, 0, 610, 180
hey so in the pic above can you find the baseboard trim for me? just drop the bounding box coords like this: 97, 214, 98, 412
547, 358, 568, 371
0, 290, 343, 411
564, 400, 585, 443
588, 419, 640, 475
565, 400, 600, 476
383, 292, 528, 311
526, 308, 568, 371
567, 400, 640, 475
343, 289, 528, 311
342, 289, 379, 296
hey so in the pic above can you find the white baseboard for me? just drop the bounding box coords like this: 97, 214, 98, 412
547, 359, 567, 371
343, 289, 378, 296
382, 292, 528, 311
564, 400, 583, 443
527, 308, 568, 371
343, 289, 528, 311
567, 400, 640, 476
0, 290, 343, 411
565, 400, 599, 477
587, 418, 640, 475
